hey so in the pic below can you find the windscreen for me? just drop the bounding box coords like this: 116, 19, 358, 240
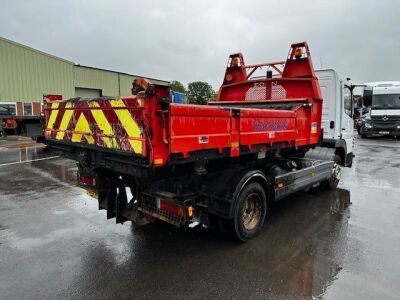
372, 94, 400, 109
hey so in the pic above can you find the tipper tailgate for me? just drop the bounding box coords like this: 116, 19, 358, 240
44, 97, 146, 156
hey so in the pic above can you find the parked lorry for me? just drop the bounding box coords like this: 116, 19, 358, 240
0, 102, 43, 138
40, 42, 342, 241
359, 81, 400, 138
306, 70, 354, 167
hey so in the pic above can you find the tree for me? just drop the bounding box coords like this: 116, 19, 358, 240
187, 81, 215, 105
170, 80, 186, 93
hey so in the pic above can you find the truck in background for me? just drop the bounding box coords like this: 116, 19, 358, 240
0, 95, 50, 138
171, 91, 188, 104
0, 103, 42, 138
306, 70, 354, 167
359, 82, 400, 138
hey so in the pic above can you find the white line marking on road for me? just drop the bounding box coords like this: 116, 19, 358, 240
0, 156, 59, 167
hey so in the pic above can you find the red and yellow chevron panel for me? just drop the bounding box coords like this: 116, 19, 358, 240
44, 97, 145, 155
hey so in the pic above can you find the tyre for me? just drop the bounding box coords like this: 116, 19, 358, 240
326, 155, 342, 190
346, 154, 353, 168
224, 182, 267, 242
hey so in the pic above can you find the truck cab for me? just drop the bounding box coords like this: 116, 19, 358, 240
307, 70, 354, 167
360, 82, 400, 138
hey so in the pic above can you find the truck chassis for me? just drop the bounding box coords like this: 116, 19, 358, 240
69, 143, 340, 242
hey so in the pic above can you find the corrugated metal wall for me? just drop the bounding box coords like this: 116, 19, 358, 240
0, 37, 74, 102
120, 73, 137, 96
74, 66, 120, 97
75, 67, 169, 98
0, 37, 169, 103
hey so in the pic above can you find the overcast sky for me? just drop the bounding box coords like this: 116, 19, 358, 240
1, 0, 399, 89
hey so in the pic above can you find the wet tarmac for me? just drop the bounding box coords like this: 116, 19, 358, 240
0, 136, 399, 299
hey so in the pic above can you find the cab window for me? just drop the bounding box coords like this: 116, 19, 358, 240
343, 85, 352, 116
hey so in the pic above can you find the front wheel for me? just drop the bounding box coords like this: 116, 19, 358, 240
224, 182, 267, 242
326, 155, 342, 190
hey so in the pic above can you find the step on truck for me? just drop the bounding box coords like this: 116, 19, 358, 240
40, 42, 341, 241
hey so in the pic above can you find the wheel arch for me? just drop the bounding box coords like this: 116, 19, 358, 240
320, 138, 348, 167
228, 170, 270, 219
334, 146, 346, 166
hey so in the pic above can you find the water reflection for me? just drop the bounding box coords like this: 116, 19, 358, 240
0, 144, 47, 165
64, 188, 351, 299
0, 146, 77, 195
31, 149, 77, 184
282, 189, 351, 298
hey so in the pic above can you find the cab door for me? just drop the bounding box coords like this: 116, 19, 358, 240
340, 81, 354, 154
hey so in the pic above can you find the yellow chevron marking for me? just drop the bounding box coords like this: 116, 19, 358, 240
47, 102, 60, 129
110, 99, 142, 154
56, 102, 74, 140
89, 101, 118, 148
71, 113, 94, 144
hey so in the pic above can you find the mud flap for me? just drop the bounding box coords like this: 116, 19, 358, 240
96, 176, 118, 220
106, 184, 117, 220
116, 184, 128, 224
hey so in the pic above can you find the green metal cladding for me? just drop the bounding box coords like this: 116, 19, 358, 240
0, 37, 74, 102
0, 37, 168, 103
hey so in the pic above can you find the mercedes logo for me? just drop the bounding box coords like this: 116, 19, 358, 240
382, 115, 389, 121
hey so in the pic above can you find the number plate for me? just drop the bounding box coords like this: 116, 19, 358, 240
379, 131, 390, 135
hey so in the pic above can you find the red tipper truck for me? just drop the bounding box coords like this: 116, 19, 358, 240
41, 42, 341, 241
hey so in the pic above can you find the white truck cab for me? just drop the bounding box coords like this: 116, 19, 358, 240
360, 82, 400, 138
306, 69, 354, 167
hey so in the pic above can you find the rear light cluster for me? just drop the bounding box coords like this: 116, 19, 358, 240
138, 192, 194, 226
78, 173, 96, 187
156, 199, 193, 218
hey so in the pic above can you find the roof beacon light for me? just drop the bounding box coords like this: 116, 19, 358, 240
294, 48, 302, 59
231, 57, 240, 67
225, 73, 233, 82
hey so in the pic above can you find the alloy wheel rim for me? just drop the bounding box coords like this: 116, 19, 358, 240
241, 193, 262, 231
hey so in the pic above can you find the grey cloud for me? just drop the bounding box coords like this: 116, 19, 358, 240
1, 0, 399, 89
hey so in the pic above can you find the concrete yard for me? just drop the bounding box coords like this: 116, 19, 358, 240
0, 136, 399, 299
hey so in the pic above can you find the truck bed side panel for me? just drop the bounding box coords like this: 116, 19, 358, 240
169, 104, 232, 156
238, 109, 297, 146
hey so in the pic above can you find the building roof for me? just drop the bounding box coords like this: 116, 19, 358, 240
75, 64, 169, 85
0, 36, 74, 64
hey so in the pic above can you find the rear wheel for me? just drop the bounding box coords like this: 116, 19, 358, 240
224, 182, 267, 242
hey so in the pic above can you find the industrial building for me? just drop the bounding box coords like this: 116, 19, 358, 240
0, 36, 168, 117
